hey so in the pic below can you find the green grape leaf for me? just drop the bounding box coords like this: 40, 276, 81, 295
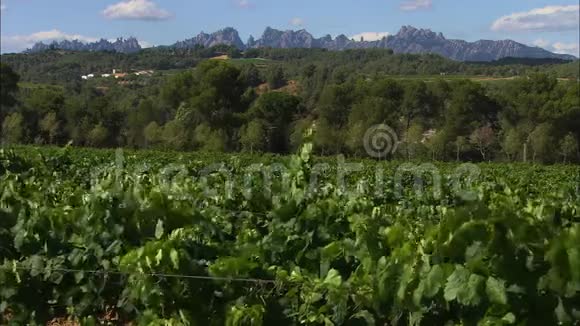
459, 274, 484, 306
486, 276, 508, 305
568, 248, 580, 282
423, 265, 446, 298
555, 298, 571, 323
30, 255, 44, 277
502, 313, 516, 324
324, 269, 342, 287
170, 249, 179, 270
155, 249, 163, 265
444, 265, 470, 302
352, 310, 375, 326
409, 311, 423, 326
444, 265, 484, 306
155, 220, 164, 239
506, 284, 525, 294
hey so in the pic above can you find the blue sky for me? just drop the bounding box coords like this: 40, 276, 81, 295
1, 0, 578, 56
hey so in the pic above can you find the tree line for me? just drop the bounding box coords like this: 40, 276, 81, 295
2, 46, 578, 87
1, 59, 579, 163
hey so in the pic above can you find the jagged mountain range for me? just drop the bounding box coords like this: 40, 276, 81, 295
26, 37, 142, 54
26, 26, 576, 61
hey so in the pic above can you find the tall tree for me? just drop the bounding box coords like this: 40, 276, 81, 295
178, 60, 245, 131
239, 64, 263, 88
143, 122, 162, 148
162, 120, 189, 150
559, 133, 579, 163
194, 123, 226, 152
1, 112, 24, 144
240, 120, 266, 153
530, 123, 554, 163
247, 92, 301, 153
454, 136, 469, 162
267, 66, 286, 89
87, 123, 109, 147
0, 63, 20, 110
444, 81, 497, 140
400, 81, 432, 132
39, 112, 61, 144
470, 126, 496, 161
502, 128, 524, 161
126, 99, 161, 148
404, 123, 425, 160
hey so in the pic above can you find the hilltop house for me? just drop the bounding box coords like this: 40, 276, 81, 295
81, 69, 154, 81
134, 70, 154, 76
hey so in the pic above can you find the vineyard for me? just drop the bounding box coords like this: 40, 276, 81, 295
1, 142, 579, 325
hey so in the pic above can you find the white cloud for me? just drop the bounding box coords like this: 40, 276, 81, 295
400, 0, 432, 11
139, 40, 154, 48
235, 0, 254, 9
1, 0, 6, 12
491, 5, 579, 32
103, 0, 171, 21
1, 29, 100, 53
290, 17, 304, 27
106, 38, 153, 48
350, 32, 391, 42
532, 39, 551, 48
1, 31, 152, 53
530, 39, 579, 57
552, 42, 579, 56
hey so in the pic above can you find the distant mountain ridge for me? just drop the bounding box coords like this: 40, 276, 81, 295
25, 26, 576, 61
26, 37, 142, 54
173, 27, 245, 50
170, 26, 574, 61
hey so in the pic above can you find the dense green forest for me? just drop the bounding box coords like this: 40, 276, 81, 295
2, 46, 579, 85
1, 47, 579, 163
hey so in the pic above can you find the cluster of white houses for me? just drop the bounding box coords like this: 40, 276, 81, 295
81, 69, 154, 80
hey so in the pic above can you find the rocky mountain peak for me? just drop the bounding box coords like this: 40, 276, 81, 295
247, 35, 256, 47
395, 25, 444, 42
25, 26, 577, 62
173, 27, 244, 50
26, 37, 142, 54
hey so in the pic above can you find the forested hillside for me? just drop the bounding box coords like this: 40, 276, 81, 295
2, 47, 579, 85
1, 49, 579, 163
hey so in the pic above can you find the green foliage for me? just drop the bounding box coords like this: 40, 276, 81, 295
560, 133, 579, 163
144, 121, 162, 148
0, 144, 578, 324
530, 123, 554, 163
247, 92, 302, 152
161, 120, 188, 150
87, 123, 109, 147
39, 112, 61, 144
240, 120, 266, 153
194, 123, 227, 152
239, 64, 263, 88
0, 58, 578, 163
267, 66, 286, 89
0, 63, 20, 109
1, 113, 24, 144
